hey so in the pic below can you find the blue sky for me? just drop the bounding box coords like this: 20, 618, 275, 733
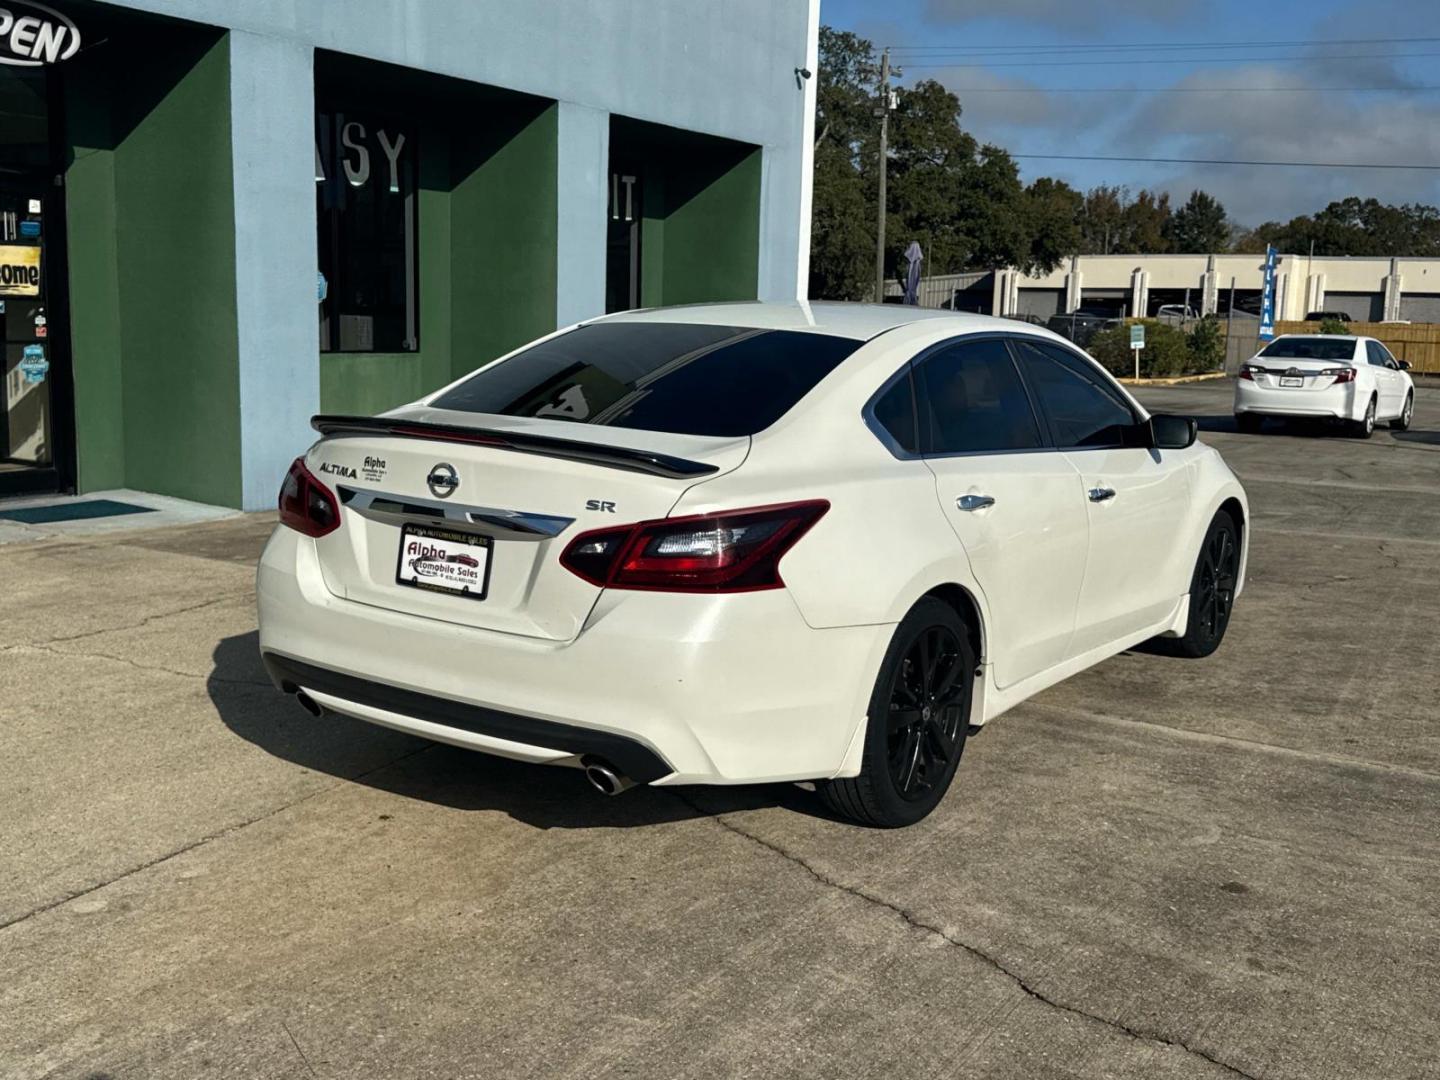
821, 0, 1440, 226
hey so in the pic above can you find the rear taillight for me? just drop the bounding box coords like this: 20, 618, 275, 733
560, 501, 829, 592
1320, 367, 1357, 383
1239, 364, 1256, 381
278, 457, 340, 538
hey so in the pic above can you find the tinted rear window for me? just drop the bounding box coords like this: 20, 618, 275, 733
431, 323, 862, 437
1260, 338, 1357, 361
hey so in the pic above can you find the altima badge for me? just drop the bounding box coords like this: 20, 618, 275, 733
427, 463, 459, 499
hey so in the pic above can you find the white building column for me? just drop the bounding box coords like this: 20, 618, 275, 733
229, 30, 319, 511
554, 102, 609, 327
757, 0, 818, 300
1305, 272, 1327, 315
1064, 255, 1083, 312
1201, 255, 1219, 316
993, 269, 1016, 316
1130, 267, 1149, 319
1383, 258, 1404, 322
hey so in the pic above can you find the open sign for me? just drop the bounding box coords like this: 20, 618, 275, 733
0, 2, 81, 66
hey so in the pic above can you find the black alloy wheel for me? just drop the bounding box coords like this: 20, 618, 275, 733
821, 598, 975, 827
1193, 519, 1238, 647
1152, 511, 1241, 659
886, 625, 968, 801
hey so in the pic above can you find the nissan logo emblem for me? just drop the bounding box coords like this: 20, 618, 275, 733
427, 463, 459, 499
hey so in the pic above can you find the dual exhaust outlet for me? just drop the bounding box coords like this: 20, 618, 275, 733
291, 690, 635, 797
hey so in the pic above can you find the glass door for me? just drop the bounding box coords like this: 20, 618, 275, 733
0, 63, 72, 498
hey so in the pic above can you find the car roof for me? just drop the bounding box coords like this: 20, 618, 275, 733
593, 300, 1029, 342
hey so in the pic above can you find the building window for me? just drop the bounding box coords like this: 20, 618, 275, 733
316, 111, 418, 353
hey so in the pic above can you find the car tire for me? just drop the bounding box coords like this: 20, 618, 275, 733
820, 598, 974, 828
1350, 396, 1376, 439
1391, 392, 1414, 431
1235, 413, 1263, 434
1151, 511, 1240, 659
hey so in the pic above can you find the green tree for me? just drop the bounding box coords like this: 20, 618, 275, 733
1121, 190, 1172, 254
1079, 184, 1127, 254
1023, 177, 1084, 274
1165, 190, 1230, 254
808, 25, 1083, 297
809, 27, 881, 299
1239, 197, 1440, 257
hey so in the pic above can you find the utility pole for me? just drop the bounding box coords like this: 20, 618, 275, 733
874, 47, 891, 303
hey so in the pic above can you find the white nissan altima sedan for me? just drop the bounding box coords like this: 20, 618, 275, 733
258, 303, 1248, 827
1235, 333, 1415, 437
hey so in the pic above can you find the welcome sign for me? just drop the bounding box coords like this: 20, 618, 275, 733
0, 3, 81, 66
0, 245, 41, 296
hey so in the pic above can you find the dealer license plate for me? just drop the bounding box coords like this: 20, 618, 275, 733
1279, 376, 1304, 387
396, 525, 491, 600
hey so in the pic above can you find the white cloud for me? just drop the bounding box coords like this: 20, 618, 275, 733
929, 52, 1440, 224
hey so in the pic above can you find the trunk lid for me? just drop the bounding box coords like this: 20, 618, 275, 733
1247, 357, 1352, 391
306, 408, 749, 642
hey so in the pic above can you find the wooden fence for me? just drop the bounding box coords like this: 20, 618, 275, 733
1274, 321, 1440, 374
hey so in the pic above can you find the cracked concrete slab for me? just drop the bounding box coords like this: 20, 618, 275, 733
2, 384, 1438, 1079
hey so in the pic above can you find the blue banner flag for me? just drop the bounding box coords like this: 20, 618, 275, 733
1259, 246, 1277, 340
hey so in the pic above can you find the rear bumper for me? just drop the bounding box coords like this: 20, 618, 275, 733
256, 527, 888, 785
1234, 381, 1360, 420
263, 652, 674, 782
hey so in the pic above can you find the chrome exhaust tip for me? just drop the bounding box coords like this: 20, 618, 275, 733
581, 756, 635, 796
294, 691, 325, 718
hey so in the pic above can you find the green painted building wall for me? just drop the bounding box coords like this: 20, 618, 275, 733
63, 22, 241, 505
315, 56, 558, 418
448, 103, 558, 384
614, 118, 761, 311
656, 148, 761, 305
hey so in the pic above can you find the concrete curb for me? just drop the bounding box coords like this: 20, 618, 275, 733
1117, 371, 1230, 387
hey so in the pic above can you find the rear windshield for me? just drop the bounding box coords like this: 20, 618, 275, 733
430, 323, 862, 437
1259, 338, 1357, 361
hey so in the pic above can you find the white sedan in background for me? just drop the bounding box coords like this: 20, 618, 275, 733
259, 303, 1248, 827
1235, 334, 1415, 437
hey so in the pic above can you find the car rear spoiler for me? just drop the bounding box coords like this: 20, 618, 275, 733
310, 415, 720, 480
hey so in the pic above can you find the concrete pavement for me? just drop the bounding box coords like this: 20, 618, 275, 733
3, 382, 1439, 1079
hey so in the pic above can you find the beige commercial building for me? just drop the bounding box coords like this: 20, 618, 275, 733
897, 254, 1440, 325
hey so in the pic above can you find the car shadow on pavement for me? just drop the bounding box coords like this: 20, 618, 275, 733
1392, 429, 1440, 445
1191, 414, 1240, 433
208, 632, 826, 829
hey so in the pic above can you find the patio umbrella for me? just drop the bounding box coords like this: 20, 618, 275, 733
902, 241, 923, 305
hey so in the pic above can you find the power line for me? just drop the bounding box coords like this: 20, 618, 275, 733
903, 52, 1440, 69
1011, 153, 1440, 170
886, 36, 1440, 52
949, 85, 1440, 94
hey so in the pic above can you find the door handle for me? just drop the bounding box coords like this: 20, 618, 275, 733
1088, 487, 1117, 503
956, 494, 996, 512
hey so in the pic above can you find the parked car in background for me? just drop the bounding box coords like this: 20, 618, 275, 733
259, 303, 1248, 827
1304, 311, 1353, 323
1236, 334, 1414, 437
1047, 309, 1121, 346
1156, 304, 1198, 325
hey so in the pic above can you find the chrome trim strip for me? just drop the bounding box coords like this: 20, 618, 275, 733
338, 486, 574, 542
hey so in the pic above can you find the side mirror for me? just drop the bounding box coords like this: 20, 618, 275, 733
1398, 360, 1412, 371
1150, 414, 1198, 450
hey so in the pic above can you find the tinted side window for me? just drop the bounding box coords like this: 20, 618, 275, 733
915, 338, 1043, 454
1378, 342, 1399, 368
871, 369, 920, 453
1012, 340, 1138, 449
1366, 341, 1387, 367
431, 323, 862, 437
